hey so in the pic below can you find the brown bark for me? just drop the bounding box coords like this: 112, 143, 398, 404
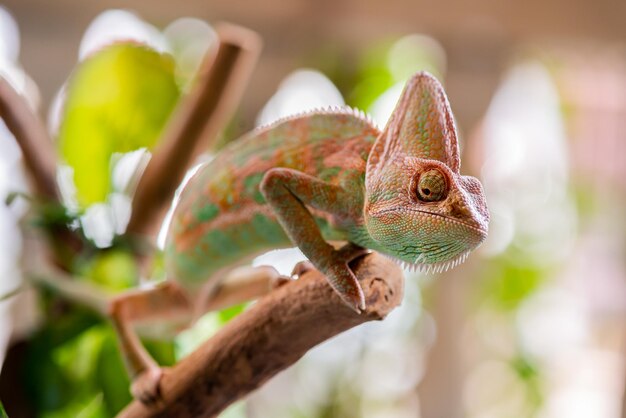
0, 75, 84, 262
126, 23, 262, 237
0, 77, 59, 202
117, 253, 404, 418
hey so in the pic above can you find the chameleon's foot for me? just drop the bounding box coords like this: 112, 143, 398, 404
325, 244, 370, 314
292, 259, 364, 312
131, 367, 164, 406
326, 261, 366, 313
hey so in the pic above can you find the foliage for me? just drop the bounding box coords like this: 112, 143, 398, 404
58, 43, 180, 207
12, 40, 183, 417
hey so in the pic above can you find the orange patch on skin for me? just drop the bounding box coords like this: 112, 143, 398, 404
323, 136, 370, 172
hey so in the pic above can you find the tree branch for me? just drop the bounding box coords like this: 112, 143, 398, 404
126, 23, 262, 236
117, 253, 404, 418
0, 77, 83, 262
0, 77, 59, 202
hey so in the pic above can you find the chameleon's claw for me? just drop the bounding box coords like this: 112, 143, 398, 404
338, 283, 366, 314
131, 367, 164, 407
291, 258, 364, 312
326, 256, 366, 314
335, 244, 368, 313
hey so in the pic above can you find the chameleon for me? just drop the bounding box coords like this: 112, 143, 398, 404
108, 71, 489, 403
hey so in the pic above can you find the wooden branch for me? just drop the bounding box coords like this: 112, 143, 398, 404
126, 23, 262, 236
0, 77, 83, 262
0, 77, 59, 202
117, 253, 404, 418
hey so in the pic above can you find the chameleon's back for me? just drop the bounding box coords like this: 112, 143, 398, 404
165, 111, 380, 291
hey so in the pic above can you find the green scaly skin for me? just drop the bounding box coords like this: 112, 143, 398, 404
166, 71, 489, 312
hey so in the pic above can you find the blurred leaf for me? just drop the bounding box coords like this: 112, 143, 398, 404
347, 42, 394, 110
97, 328, 175, 415
144, 338, 176, 367
40, 393, 107, 418
217, 302, 246, 324
0, 402, 8, 418
58, 42, 180, 206
79, 249, 138, 291
30, 200, 79, 231
96, 332, 132, 415
36, 298, 102, 348
480, 259, 545, 311
26, 325, 108, 415
511, 355, 540, 381
511, 355, 544, 412
24, 343, 74, 410
52, 325, 106, 382
75, 394, 107, 418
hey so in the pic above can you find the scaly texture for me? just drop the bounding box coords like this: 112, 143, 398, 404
166, 110, 379, 289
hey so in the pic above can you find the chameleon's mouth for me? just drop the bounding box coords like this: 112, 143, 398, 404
371, 207, 487, 236
386, 250, 471, 274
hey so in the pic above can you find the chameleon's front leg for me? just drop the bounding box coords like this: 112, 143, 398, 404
260, 167, 367, 312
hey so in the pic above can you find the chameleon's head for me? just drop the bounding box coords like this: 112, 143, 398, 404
364, 72, 489, 273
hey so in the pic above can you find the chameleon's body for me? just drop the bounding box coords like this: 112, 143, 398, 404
109, 72, 489, 403
166, 112, 379, 293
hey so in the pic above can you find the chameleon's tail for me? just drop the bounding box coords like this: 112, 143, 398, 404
28, 268, 109, 316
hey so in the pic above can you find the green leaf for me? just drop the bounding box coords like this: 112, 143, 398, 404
0, 401, 8, 418
218, 302, 246, 324
80, 249, 138, 291
479, 258, 545, 311
347, 41, 394, 110
96, 332, 132, 415
96, 329, 175, 415
24, 342, 74, 410
58, 42, 180, 206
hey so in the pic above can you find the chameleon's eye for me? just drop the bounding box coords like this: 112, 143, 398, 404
416, 169, 447, 202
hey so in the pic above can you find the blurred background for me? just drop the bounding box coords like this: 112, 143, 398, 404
0, 0, 625, 417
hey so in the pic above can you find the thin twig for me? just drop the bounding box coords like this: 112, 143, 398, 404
27, 268, 110, 316
126, 23, 262, 237
0, 77, 59, 202
117, 253, 404, 418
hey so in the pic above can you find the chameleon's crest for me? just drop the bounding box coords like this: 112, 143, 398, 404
366, 72, 460, 180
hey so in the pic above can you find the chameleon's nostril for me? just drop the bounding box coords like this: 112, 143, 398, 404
449, 202, 471, 220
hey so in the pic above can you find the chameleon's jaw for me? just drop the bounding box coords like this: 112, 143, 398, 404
386, 250, 471, 275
